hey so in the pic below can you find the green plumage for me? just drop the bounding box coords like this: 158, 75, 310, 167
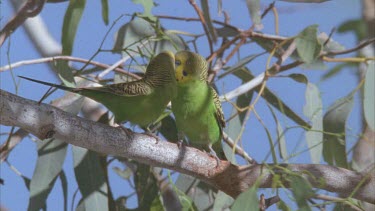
171, 51, 226, 160
20, 51, 176, 127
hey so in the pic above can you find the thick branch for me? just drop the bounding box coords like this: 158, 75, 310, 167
1, 89, 374, 204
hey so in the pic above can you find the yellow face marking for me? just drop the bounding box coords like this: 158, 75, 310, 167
175, 56, 194, 84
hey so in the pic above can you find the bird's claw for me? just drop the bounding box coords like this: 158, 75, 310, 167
144, 131, 160, 144
119, 125, 134, 140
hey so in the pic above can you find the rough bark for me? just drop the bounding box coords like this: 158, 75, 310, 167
1, 89, 374, 204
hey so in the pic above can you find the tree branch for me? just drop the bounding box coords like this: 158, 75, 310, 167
1, 89, 374, 204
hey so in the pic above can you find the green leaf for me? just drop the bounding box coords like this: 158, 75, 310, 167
213, 191, 233, 211
100, 0, 109, 25
153, 31, 187, 54
73, 147, 109, 211
28, 95, 83, 211
245, 0, 262, 30
150, 195, 164, 211
224, 78, 254, 163
219, 53, 265, 79
303, 82, 323, 164
174, 174, 198, 210
277, 199, 291, 211
268, 104, 288, 162
232, 186, 259, 211
132, 0, 156, 21
364, 61, 375, 130
289, 175, 314, 211
287, 73, 308, 84
113, 18, 186, 58
62, 0, 86, 55
54, 60, 75, 87
28, 139, 68, 211
201, 0, 218, 42
295, 25, 322, 64
216, 25, 238, 37
134, 164, 159, 210
232, 67, 311, 129
323, 91, 354, 168
337, 19, 367, 41
59, 171, 68, 211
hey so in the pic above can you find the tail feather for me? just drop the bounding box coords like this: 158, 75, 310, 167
19, 76, 79, 93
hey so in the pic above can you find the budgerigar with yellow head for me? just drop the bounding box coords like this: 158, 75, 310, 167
171, 50, 226, 164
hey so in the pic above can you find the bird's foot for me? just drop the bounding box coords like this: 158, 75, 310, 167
208, 146, 221, 168
143, 131, 160, 144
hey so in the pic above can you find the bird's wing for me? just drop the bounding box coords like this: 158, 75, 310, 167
211, 86, 226, 128
83, 80, 153, 97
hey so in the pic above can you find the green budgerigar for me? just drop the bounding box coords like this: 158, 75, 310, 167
171, 51, 226, 163
20, 51, 176, 129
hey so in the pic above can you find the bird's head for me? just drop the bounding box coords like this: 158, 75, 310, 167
175, 51, 208, 84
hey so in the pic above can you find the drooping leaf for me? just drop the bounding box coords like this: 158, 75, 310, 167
201, 0, 218, 42
100, 0, 109, 25
113, 18, 186, 58
132, 0, 156, 21
364, 61, 375, 130
303, 82, 323, 163
267, 104, 288, 162
337, 19, 367, 41
134, 164, 159, 210
59, 171, 68, 211
287, 73, 308, 84
219, 53, 266, 79
73, 147, 109, 211
231, 186, 259, 211
277, 199, 292, 211
213, 191, 234, 211
245, 0, 262, 30
62, 0, 86, 55
150, 195, 164, 211
231, 67, 311, 129
295, 25, 322, 64
224, 78, 253, 163
322, 91, 354, 168
28, 139, 68, 211
54, 60, 75, 87
174, 174, 198, 210
216, 25, 239, 37
289, 175, 315, 211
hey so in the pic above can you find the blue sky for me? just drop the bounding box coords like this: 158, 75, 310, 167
1, 1, 363, 210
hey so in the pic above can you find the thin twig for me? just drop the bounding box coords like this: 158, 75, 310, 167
325, 37, 375, 56
222, 132, 257, 164
0, 56, 141, 80
188, 0, 214, 54
312, 194, 363, 211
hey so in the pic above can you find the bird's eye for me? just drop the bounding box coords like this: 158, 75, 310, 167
182, 70, 188, 76
175, 60, 181, 66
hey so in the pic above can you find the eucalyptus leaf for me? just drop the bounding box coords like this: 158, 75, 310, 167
322, 91, 354, 168
245, 0, 262, 30
201, 0, 218, 42
303, 82, 323, 163
73, 147, 109, 211
100, 0, 109, 25
232, 186, 259, 211
295, 25, 322, 64
364, 61, 375, 130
